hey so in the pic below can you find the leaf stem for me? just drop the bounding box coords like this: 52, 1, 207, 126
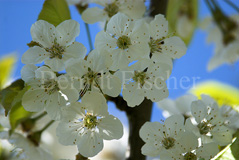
84, 23, 93, 51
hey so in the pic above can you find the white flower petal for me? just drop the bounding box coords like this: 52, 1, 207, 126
111, 49, 130, 70
81, 92, 108, 116
35, 66, 56, 79
107, 13, 130, 37
122, 82, 144, 107
147, 62, 172, 80
61, 102, 85, 121
30, 20, 56, 48
82, 7, 107, 24
185, 118, 199, 134
191, 100, 208, 123
66, 59, 88, 77
144, 78, 169, 102
151, 53, 173, 68
22, 89, 47, 112
99, 74, 121, 97
150, 14, 168, 40
98, 115, 123, 140
58, 76, 79, 102
164, 115, 185, 138
175, 95, 197, 115
77, 131, 104, 157
87, 49, 110, 72
56, 121, 83, 145
45, 58, 65, 72
64, 42, 87, 60
22, 46, 49, 64
162, 36, 187, 59
176, 131, 198, 153
212, 126, 233, 146
197, 143, 219, 159
127, 42, 150, 61
119, 1, 145, 19
21, 64, 38, 83
141, 143, 160, 157
56, 20, 80, 46
45, 92, 67, 120
94, 31, 117, 51
139, 122, 164, 143
129, 20, 149, 42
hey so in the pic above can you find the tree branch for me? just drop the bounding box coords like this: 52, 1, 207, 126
150, 0, 168, 16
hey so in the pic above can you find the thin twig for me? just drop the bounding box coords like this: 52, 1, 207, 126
84, 23, 93, 51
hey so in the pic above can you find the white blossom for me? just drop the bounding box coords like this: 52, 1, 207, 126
56, 92, 123, 157
82, 0, 145, 24
157, 94, 197, 118
201, 15, 239, 71
65, 49, 121, 97
95, 13, 150, 70
185, 99, 233, 146
160, 131, 219, 160
22, 20, 86, 72
219, 105, 239, 130
139, 115, 185, 157
0, 131, 53, 160
148, 14, 187, 63
22, 66, 79, 120
119, 59, 170, 107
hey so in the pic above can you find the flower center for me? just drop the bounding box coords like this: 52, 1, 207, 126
197, 121, 213, 135
162, 137, 175, 149
149, 38, 164, 53
43, 79, 59, 95
117, 35, 132, 50
46, 43, 65, 59
104, 3, 119, 17
184, 152, 197, 160
132, 71, 147, 87
83, 68, 97, 84
84, 114, 98, 129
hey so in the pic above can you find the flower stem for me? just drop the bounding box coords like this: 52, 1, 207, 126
40, 120, 54, 133
76, 153, 88, 160
33, 112, 47, 121
104, 20, 108, 31
84, 23, 93, 51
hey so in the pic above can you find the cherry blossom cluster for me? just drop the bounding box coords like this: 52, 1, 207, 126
140, 94, 238, 159
201, 15, 239, 71
7, 0, 187, 159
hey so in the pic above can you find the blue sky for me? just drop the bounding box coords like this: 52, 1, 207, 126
0, 0, 239, 123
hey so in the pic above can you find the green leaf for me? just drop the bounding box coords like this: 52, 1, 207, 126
0, 79, 25, 116
166, 0, 198, 45
38, 0, 71, 26
8, 86, 33, 134
9, 103, 33, 135
231, 131, 239, 159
